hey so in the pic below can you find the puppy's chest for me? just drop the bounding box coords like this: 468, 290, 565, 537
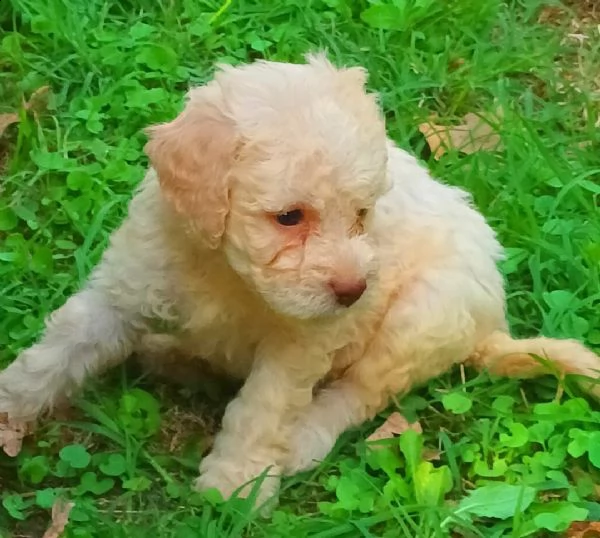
173, 277, 273, 378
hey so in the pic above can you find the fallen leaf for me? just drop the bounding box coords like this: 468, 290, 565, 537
419, 111, 503, 160
567, 521, 600, 538
0, 414, 30, 457
0, 85, 51, 138
418, 121, 448, 160
367, 411, 422, 443
24, 85, 51, 114
0, 113, 19, 138
42, 499, 74, 538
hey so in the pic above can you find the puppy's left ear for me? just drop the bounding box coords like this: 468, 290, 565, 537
145, 84, 238, 249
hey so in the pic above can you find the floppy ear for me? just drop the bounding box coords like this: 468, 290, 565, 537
145, 84, 238, 249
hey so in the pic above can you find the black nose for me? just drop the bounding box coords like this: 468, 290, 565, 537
330, 279, 367, 307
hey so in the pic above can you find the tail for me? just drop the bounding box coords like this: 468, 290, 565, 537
469, 331, 600, 398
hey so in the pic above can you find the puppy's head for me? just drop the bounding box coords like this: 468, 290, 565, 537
146, 53, 390, 319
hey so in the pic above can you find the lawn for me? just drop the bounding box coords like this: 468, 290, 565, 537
1, 0, 600, 536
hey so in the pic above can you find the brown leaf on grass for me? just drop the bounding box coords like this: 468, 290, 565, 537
419, 111, 503, 160
0, 85, 51, 138
418, 121, 449, 160
367, 412, 422, 444
0, 414, 30, 457
0, 113, 19, 138
25, 85, 51, 114
42, 499, 74, 538
567, 521, 600, 538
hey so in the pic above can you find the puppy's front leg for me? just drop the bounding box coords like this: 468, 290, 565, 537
283, 362, 413, 475
283, 272, 507, 475
195, 341, 330, 503
0, 286, 137, 422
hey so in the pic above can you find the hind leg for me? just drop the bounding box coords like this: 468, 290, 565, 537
0, 287, 137, 422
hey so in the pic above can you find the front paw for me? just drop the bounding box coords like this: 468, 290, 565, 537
0, 383, 39, 457
194, 453, 281, 511
0, 364, 49, 424
284, 425, 336, 476
0, 414, 33, 457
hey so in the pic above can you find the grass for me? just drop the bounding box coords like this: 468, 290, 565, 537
1, 0, 599, 536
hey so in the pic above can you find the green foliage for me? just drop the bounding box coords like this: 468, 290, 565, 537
442, 391, 473, 414
1, 0, 599, 536
59, 445, 91, 470
458, 484, 537, 519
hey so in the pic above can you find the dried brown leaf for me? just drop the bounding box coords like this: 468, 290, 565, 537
0, 414, 30, 457
419, 111, 503, 160
367, 411, 422, 444
42, 499, 74, 538
567, 521, 600, 538
418, 122, 449, 160
0, 113, 19, 138
0, 85, 51, 139
24, 85, 50, 113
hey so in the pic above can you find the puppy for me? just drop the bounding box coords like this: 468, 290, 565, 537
1, 53, 598, 504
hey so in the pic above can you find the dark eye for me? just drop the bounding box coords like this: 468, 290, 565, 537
276, 209, 304, 226
357, 208, 368, 219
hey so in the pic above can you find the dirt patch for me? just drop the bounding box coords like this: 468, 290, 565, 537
537, 1, 600, 131
0, 144, 8, 176
565, 0, 600, 23
539, 1, 600, 28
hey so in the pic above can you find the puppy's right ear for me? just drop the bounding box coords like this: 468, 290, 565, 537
145, 84, 238, 249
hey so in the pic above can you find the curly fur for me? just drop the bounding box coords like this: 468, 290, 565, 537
1, 53, 598, 505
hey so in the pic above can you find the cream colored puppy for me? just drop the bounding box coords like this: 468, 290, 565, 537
1, 54, 599, 503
